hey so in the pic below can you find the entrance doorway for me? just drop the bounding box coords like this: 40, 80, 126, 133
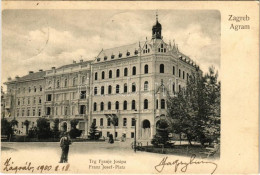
141, 120, 151, 139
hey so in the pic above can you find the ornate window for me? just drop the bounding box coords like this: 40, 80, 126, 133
108, 85, 112, 94
108, 102, 111, 110
144, 64, 149, 74
144, 81, 149, 91
173, 66, 175, 75
93, 102, 97, 111
132, 100, 136, 110
132, 66, 136, 75
100, 102, 104, 111
144, 99, 148, 109
124, 83, 128, 93
64, 79, 68, 87
101, 86, 105, 95
160, 64, 164, 73
123, 118, 127, 126
94, 87, 97, 95
116, 85, 120, 94
102, 71, 105, 79
132, 83, 136, 92
123, 101, 127, 110
109, 70, 112, 78
115, 101, 119, 110
100, 118, 104, 126
161, 99, 165, 109
95, 72, 98, 80
124, 68, 128, 76
116, 69, 120, 77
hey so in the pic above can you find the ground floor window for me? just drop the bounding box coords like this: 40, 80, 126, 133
131, 132, 134, 138
107, 132, 110, 137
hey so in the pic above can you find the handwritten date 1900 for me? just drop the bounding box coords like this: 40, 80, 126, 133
3, 157, 70, 173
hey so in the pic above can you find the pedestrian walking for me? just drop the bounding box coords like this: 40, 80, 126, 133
59, 132, 72, 163
108, 133, 114, 144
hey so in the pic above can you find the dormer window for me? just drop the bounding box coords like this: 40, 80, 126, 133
134, 50, 138, 55
111, 55, 115, 59
126, 51, 130, 56
119, 53, 122, 58
97, 58, 100, 62
104, 56, 107, 61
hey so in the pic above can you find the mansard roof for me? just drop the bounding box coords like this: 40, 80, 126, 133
5, 71, 46, 84
94, 41, 146, 63
58, 60, 91, 69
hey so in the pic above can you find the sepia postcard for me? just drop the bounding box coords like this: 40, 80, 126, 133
1, 1, 259, 174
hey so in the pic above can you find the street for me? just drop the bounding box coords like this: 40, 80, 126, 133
1, 140, 219, 174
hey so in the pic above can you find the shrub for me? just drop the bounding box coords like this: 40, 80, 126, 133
69, 129, 82, 139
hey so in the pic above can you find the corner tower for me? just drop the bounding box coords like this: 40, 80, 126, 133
152, 12, 162, 39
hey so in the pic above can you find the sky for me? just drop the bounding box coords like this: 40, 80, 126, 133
2, 10, 220, 90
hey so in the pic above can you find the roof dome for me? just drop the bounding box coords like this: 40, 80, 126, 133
152, 20, 162, 30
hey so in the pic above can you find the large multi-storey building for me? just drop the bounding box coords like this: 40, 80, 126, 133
3, 16, 201, 139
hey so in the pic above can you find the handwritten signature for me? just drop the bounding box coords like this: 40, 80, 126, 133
154, 154, 218, 174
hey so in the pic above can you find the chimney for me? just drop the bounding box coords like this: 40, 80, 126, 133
39, 69, 43, 72
80, 59, 83, 63
15, 76, 20, 79
52, 67, 56, 70
29, 71, 34, 74
73, 60, 76, 64
8, 77, 12, 81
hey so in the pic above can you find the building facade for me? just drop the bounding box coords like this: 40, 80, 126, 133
3, 17, 201, 139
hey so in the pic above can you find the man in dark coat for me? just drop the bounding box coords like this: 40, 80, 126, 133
59, 132, 72, 163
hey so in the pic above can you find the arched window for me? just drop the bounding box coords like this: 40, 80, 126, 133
123, 101, 127, 110
93, 102, 97, 111
115, 101, 119, 110
144, 64, 149, 74
100, 118, 103, 126
132, 83, 136, 92
124, 83, 128, 93
116, 69, 120, 77
29, 87, 31, 93
161, 99, 165, 109
144, 99, 148, 109
144, 81, 149, 91
64, 79, 68, 87
107, 118, 111, 126
34, 86, 37, 92
102, 71, 105, 79
101, 86, 105, 95
39, 86, 42, 91
100, 102, 104, 111
179, 69, 181, 77
109, 70, 112, 78
108, 101, 111, 110
57, 80, 60, 88
124, 68, 128, 76
183, 71, 185, 79
123, 118, 127, 126
132, 66, 136, 75
94, 87, 97, 95
173, 66, 175, 75
108, 85, 112, 94
156, 99, 158, 109
160, 64, 164, 73
116, 85, 120, 94
179, 85, 181, 91
132, 100, 136, 110
95, 72, 98, 80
